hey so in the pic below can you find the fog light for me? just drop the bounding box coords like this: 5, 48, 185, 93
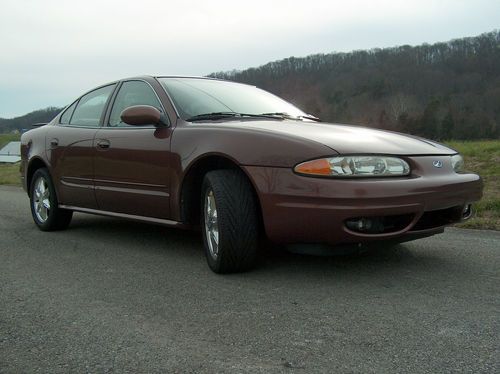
345, 214, 415, 234
462, 204, 473, 220
346, 218, 373, 232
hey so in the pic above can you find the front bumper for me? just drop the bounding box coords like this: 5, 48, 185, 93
243, 156, 483, 245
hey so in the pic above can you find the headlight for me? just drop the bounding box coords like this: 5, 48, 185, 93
294, 156, 410, 177
451, 154, 464, 173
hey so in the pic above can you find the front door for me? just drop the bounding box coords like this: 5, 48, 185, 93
93, 80, 173, 219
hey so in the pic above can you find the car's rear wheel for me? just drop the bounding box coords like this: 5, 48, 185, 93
201, 169, 259, 273
30, 168, 72, 231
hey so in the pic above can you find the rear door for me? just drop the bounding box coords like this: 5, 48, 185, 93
93, 80, 173, 219
47, 84, 116, 209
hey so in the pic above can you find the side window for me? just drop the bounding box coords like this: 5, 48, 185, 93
69, 84, 115, 127
59, 100, 78, 124
109, 81, 163, 127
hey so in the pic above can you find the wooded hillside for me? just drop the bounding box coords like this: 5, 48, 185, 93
210, 31, 500, 140
2, 31, 499, 140
0, 107, 62, 133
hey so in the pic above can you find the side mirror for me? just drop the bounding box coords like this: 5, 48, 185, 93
120, 105, 169, 127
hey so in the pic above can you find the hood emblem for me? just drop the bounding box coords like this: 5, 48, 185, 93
433, 160, 443, 168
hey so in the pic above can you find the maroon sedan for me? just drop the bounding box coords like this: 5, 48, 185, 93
20, 76, 483, 273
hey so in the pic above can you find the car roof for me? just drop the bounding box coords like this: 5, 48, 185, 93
154, 75, 222, 80
152, 75, 256, 88
116, 75, 228, 83
72, 75, 253, 107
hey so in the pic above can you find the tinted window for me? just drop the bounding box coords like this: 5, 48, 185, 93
109, 81, 163, 127
159, 78, 306, 120
70, 85, 115, 127
59, 100, 78, 124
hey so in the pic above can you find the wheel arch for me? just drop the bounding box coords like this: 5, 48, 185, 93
179, 153, 263, 228
26, 157, 49, 197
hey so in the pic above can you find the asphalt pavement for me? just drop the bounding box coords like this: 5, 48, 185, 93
0, 185, 499, 373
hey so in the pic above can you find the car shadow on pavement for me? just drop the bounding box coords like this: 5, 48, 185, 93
61, 214, 203, 261
65, 213, 450, 279
258, 242, 437, 270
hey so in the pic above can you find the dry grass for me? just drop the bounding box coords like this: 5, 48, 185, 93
446, 140, 500, 230
0, 163, 21, 185
0, 133, 21, 185
0, 133, 21, 145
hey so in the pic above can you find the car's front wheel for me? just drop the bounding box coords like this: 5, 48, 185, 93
201, 169, 259, 273
30, 168, 73, 231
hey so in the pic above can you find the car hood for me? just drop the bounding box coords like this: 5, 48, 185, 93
231, 120, 456, 155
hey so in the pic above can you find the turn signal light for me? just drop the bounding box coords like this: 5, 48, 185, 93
294, 158, 332, 176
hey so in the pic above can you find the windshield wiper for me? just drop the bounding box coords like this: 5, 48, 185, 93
186, 112, 284, 122
301, 114, 321, 122
260, 112, 321, 122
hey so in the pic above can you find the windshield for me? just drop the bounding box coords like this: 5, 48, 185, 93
158, 77, 308, 121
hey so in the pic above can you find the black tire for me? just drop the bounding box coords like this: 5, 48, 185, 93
29, 168, 73, 231
201, 169, 259, 273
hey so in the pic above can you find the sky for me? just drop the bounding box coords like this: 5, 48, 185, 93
0, 0, 499, 118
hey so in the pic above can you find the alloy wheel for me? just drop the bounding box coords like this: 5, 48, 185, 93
33, 176, 51, 223
204, 189, 219, 259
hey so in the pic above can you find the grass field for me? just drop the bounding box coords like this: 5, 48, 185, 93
0, 133, 22, 185
0, 134, 499, 230
447, 140, 500, 230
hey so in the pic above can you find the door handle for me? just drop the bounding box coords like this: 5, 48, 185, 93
50, 138, 59, 147
96, 140, 110, 149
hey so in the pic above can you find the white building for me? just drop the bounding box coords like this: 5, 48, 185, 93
0, 141, 21, 163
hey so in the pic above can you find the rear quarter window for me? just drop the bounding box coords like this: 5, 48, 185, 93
59, 100, 78, 124
69, 84, 115, 127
